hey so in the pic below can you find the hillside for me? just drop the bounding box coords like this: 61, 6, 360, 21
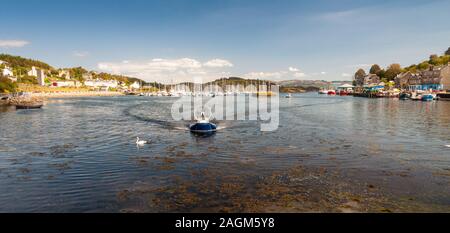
0, 54, 52, 70
0, 54, 144, 85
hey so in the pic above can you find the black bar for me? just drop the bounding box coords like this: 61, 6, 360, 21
0, 213, 447, 232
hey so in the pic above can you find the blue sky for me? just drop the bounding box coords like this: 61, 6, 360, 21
1, 0, 450, 82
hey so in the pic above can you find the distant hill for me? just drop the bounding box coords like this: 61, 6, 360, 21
0, 54, 52, 70
277, 80, 330, 88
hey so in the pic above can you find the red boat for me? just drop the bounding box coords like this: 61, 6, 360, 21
338, 90, 348, 96
327, 90, 336, 95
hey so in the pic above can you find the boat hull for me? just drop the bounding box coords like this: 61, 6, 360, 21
399, 93, 410, 100
15, 104, 43, 109
189, 122, 217, 135
421, 95, 434, 101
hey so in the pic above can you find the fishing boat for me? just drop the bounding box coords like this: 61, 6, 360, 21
318, 89, 328, 94
327, 90, 336, 95
189, 112, 217, 135
15, 103, 43, 109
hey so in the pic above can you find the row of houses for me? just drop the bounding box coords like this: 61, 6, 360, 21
50, 79, 141, 90
0, 61, 142, 90
394, 64, 450, 91
355, 63, 450, 92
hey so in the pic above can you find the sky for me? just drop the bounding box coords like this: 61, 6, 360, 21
1, 0, 450, 83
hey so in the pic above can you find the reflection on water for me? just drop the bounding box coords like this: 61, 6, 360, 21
0, 94, 449, 212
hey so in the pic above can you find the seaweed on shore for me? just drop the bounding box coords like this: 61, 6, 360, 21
115, 165, 404, 213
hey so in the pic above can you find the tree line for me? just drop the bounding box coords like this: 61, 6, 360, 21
355, 47, 450, 82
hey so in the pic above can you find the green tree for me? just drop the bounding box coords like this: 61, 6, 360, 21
429, 54, 440, 65
377, 69, 386, 79
417, 61, 430, 70
446, 47, 450, 56
354, 68, 366, 79
0, 75, 18, 93
69, 67, 88, 81
369, 64, 382, 75
384, 63, 402, 81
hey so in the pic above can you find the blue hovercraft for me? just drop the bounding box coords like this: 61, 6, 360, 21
189, 112, 217, 135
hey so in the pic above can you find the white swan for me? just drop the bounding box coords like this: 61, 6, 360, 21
136, 137, 148, 145
446, 145, 450, 148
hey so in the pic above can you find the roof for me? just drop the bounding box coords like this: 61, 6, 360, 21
338, 84, 354, 88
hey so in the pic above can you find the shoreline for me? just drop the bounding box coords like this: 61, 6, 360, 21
30, 91, 124, 98
0, 91, 124, 106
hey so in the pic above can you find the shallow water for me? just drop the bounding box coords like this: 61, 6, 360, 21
0, 94, 449, 212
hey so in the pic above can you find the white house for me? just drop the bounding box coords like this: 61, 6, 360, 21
27, 66, 46, 86
84, 80, 118, 89
129, 81, 141, 89
52, 80, 79, 87
2, 66, 14, 77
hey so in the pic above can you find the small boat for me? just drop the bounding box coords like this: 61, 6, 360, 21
410, 92, 422, 101
437, 93, 450, 101
189, 112, 217, 135
421, 94, 434, 101
338, 90, 348, 96
327, 90, 336, 95
399, 93, 411, 100
285, 93, 292, 98
15, 103, 43, 109
318, 90, 328, 94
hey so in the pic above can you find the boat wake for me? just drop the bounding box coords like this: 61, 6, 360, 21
123, 104, 225, 131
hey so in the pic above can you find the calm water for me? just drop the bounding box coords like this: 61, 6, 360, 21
0, 93, 449, 212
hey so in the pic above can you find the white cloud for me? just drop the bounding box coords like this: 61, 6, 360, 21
342, 73, 352, 77
311, 71, 327, 76
0, 40, 29, 48
203, 59, 233, 68
294, 72, 306, 78
244, 71, 286, 80
346, 64, 371, 68
288, 67, 299, 72
73, 51, 90, 57
97, 57, 232, 83
244, 69, 307, 81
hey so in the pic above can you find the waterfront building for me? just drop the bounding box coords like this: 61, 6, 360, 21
52, 80, 79, 87
394, 72, 414, 89
355, 74, 380, 87
84, 79, 118, 88
395, 64, 450, 91
27, 66, 46, 86
337, 84, 354, 92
